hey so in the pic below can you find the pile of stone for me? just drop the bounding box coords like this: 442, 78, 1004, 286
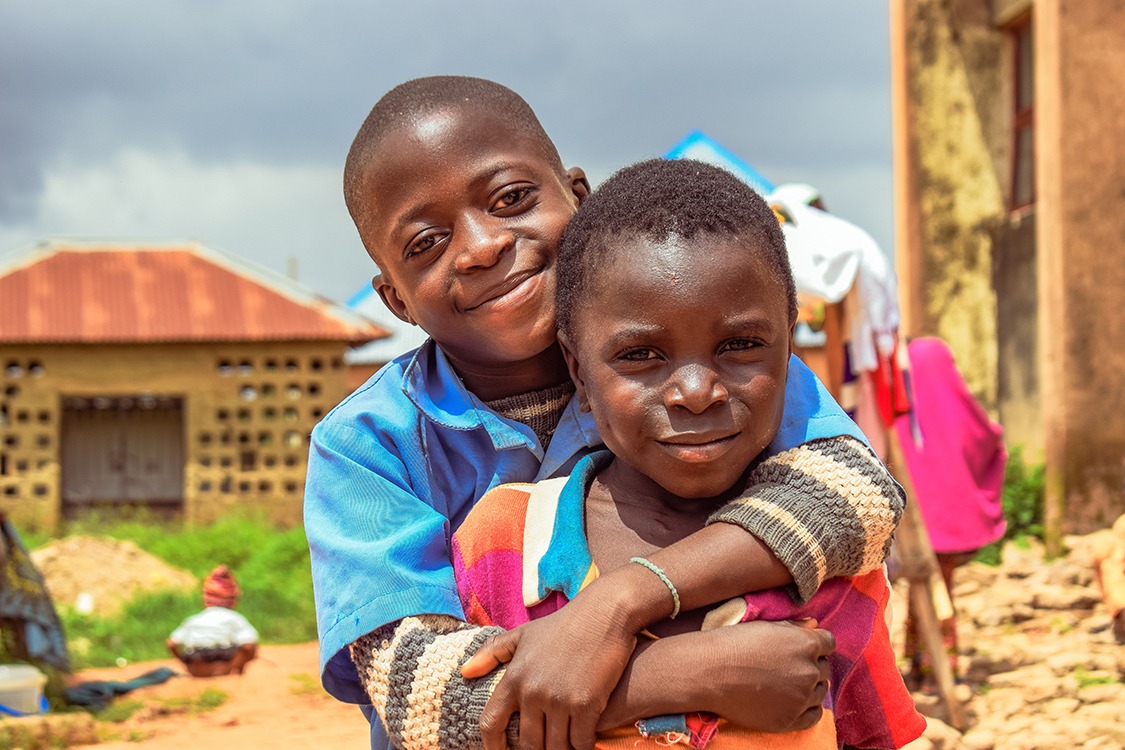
900, 533, 1125, 750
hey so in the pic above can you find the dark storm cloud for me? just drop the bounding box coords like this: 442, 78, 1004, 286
0, 0, 892, 298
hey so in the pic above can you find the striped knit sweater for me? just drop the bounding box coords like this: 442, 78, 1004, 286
350, 434, 905, 749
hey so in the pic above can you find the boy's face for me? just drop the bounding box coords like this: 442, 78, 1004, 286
353, 105, 588, 374
562, 233, 793, 500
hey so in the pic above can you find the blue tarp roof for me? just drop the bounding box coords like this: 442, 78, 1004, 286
664, 130, 775, 196
344, 284, 430, 365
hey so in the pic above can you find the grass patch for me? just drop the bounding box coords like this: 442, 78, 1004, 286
159, 687, 228, 715
1074, 666, 1120, 689
287, 672, 323, 697
35, 513, 316, 669
975, 445, 1045, 566
95, 699, 145, 723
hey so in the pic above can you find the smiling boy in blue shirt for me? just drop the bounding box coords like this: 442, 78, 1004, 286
305, 75, 904, 750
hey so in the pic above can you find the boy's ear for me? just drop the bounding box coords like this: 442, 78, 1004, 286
372, 274, 416, 325
557, 332, 591, 412
566, 167, 591, 206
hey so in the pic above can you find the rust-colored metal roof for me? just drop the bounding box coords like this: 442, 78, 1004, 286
0, 242, 389, 344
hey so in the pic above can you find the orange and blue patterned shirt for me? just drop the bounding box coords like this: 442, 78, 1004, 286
453, 450, 925, 750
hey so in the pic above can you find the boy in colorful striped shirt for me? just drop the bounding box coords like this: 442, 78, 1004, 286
450, 159, 924, 748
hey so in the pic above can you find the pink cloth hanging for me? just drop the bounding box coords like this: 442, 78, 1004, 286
894, 338, 1007, 554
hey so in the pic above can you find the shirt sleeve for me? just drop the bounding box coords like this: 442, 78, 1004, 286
706, 435, 905, 602
350, 616, 516, 750
305, 421, 466, 703
817, 575, 927, 749
734, 573, 924, 749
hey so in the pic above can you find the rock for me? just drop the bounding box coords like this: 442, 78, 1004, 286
971, 686, 1027, 719
1083, 737, 1125, 750
964, 650, 1022, 681
1031, 583, 1101, 610
1072, 702, 1125, 742
1001, 538, 1046, 577
1044, 560, 1096, 588
961, 727, 996, 750
1076, 682, 1125, 704
1039, 696, 1080, 717
916, 717, 965, 750
1045, 650, 1104, 676
1009, 602, 1037, 623
1066, 530, 1114, 569
987, 664, 1064, 703
958, 561, 1000, 589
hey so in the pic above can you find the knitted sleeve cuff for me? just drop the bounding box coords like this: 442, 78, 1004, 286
350, 615, 510, 750
707, 436, 905, 603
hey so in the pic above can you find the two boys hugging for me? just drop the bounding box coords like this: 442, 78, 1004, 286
305, 76, 922, 750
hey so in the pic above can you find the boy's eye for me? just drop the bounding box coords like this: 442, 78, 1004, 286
721, 338, 761, 353
491, 187, 533, 211
406, 232, 444, 258
618, 347, 660, 362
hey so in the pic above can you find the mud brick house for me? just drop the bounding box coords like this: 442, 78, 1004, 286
0, 241, 385, 530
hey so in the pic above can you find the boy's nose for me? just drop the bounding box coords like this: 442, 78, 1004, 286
665, 363, 728, 413
452, 214, 514, 272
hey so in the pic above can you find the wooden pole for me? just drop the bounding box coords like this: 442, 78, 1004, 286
803, 299, 966, 728
886, 428, 967, 730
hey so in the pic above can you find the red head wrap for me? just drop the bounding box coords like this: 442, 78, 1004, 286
202, 565, 241, 608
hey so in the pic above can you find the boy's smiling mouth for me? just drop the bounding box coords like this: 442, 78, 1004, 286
657, 432, 739, 462
465, 268, 545, 312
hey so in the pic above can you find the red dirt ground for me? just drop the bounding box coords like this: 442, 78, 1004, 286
69, 642, 369, 749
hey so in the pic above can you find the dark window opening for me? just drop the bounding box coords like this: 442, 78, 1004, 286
1010, 16, 1035, 211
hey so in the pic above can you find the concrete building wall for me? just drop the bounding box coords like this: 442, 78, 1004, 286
896, 0, 1125, 538
896, 0, 1011, 410
1037, 0, 1125, 535
0, 341, 352, 530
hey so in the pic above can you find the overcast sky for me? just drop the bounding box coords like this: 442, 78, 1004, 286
0, 1, 893, 304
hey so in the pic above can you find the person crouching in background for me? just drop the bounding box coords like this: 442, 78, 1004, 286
167, 565, 259, 677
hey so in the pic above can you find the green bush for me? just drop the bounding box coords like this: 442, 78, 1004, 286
975, 445, 1045, 565
36, 513, 316, 670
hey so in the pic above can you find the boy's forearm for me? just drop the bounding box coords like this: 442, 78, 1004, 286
627, 525, 790, 625
598, 634, 728, 730
705, 435, 904, 602
600, 622, 834, 735
352, 615, 714, 748
598, 638, 682, 729
350, 615, 511, 750
607, 435, 904, 628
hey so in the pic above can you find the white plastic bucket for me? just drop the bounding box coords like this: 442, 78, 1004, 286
0, 664, 47, 715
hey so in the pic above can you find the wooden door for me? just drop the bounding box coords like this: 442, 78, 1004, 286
60, 397, 184, 516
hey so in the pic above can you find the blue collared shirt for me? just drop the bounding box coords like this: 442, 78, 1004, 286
304, 340, 865, 748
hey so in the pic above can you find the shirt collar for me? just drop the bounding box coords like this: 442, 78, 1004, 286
401, 340, 601, 458
524, 449, 614, 606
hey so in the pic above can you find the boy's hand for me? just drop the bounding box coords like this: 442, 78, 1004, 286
696, 619, 833, 733
466, 580, 638, 750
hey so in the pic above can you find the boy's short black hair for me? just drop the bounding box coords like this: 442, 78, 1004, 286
344, 76, 563, 217
556, 158, 798, 339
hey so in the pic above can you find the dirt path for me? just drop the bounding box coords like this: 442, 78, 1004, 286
70, 643, 369, 749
